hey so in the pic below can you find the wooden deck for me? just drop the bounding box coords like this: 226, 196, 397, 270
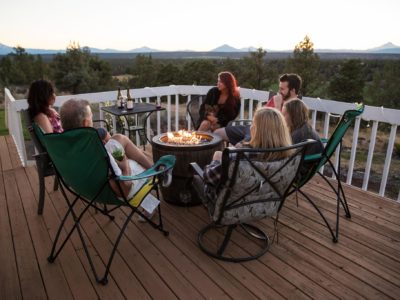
1, 135, 400, 299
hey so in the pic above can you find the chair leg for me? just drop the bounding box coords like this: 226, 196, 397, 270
53, 175, 59, 191
48, 184, 121, 285
37, 170, 46, 215
142, 186, 168, 236
298, 189, 338, 243
198, 223, 270, 262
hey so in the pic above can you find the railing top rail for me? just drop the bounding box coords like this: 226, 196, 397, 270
6, 86, 400, 125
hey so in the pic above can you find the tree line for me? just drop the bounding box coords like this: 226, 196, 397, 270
1, 37, 399, 108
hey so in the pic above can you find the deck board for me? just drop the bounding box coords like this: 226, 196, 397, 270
1, 135, 400, 299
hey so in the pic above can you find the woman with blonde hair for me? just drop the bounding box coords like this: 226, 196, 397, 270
202, 107, 292, 187
246, 107, 293, 160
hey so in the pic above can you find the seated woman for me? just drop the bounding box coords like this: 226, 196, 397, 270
27, 79, 63, 133
282, 99, 323, 155
282, 99, 324, 177
197, 71, 241, 132
198, 107, 293, 202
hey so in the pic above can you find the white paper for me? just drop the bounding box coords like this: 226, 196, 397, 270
140, 195, 160, 214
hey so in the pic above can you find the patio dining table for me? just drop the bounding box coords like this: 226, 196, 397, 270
101, 103, 165, 148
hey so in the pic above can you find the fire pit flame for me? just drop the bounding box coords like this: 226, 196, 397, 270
164, 130, 209, 145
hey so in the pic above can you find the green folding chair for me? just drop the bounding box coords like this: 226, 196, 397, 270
33, 124, 175, 285
292, 104, 365, 242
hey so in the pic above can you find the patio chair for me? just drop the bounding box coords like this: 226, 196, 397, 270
33, 124, 176, 285
291, 104, 365, 243
186, 95, 202, 130
190, 140, 315, 262
21, 109, 58, 215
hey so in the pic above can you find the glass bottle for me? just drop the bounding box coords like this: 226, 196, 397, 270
126, 88, 134, 110
116, 87, 123, 108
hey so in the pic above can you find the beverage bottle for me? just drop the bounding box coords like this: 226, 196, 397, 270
116, 87, 123, 108
126, 88, 134, 110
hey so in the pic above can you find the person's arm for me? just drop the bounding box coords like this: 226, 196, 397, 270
109, 156, 133, 198
265, 94, 283, 110
203, 160, 222, 187
33, 113, 54, 133
199, 88, 217, 122
203, 150, 222, 186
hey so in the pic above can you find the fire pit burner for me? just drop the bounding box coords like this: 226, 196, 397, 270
152, 131, 223, 206
158, 130, 215, 146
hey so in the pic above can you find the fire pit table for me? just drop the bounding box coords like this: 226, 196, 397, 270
152, 130, 223, 206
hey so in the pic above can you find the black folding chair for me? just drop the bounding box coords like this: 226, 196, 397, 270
21, 109, 58, 215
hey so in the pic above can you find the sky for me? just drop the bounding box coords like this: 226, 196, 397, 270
1, 0, 399, 51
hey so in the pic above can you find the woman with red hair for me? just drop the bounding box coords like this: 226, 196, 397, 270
198, 71, 241, 132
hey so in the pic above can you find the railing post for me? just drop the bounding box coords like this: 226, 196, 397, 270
347, 116, 361, 184
362, 121, 378, 191
379, 124, 397, 197
175, 94, 179, 131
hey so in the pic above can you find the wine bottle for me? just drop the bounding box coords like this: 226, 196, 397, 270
126, 88, 134, 110
116, 87, 123, 108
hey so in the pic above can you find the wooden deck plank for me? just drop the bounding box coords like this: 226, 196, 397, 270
190, 204, 339, 300
1, 136, 400, 299
297, 183, 400, 260
88, 207, 178, 299
14, 167, 74, 300
119, 209, 231, 299
0, 136, 13, 171
0, 170, 22, 300
108, 208, 206, 299
290, 185, 400, 266
25, 167, 100, 300
46, 188, 128, 300
278, 211, 400, 299
164, 204, 304, 300
263, 217, 393, 300
161, 206, 261, 300
4, 168, 48, 299
306, 181, 400, 236
6, 135, 22, 169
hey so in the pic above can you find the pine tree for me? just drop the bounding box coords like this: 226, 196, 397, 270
286, 35, 320, 96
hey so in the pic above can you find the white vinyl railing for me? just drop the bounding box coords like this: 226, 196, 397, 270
4, 85, 400, 201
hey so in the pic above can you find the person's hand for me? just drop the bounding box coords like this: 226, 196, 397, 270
116, 156, 131, 175
207, 114, 218, 123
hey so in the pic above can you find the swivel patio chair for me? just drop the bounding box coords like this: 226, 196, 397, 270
21, 109, 58, 215
191, 140, 315, 262
291, 104, 365, 243
33, 124, 175, 285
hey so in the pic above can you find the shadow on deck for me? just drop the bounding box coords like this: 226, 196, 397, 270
0, 135, 399, 299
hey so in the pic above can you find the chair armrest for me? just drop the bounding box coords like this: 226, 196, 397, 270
321, 138, 328, 144
93, 119, 111, 131
33, 151, 49, 159
304, 153, 322, 162
231, 119, 252, 126
118, 155, 176, 181
190, 162, 204, 179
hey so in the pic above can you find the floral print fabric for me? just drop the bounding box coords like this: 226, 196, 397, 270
207, 155, 301, 225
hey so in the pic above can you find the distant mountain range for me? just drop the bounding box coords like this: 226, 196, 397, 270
1, 42, 399, 55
